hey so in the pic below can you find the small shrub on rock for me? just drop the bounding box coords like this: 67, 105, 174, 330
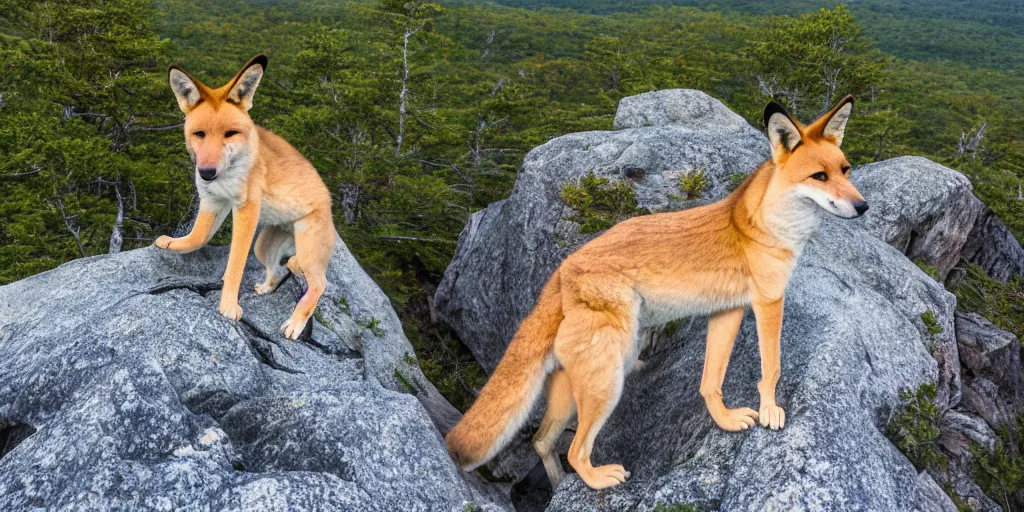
678, 171, 710, 200
921, 310, 943, 335
886, 383, 946, 471
561, 172, 645, 234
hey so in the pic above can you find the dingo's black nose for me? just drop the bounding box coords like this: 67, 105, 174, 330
198, 167, 217, 181
853, 201, 869, 216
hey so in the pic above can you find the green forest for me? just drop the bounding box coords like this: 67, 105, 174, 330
2, 2, 1024, 494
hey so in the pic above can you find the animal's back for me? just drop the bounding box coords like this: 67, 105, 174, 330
559, 198, 752, 322
256, 126, 332, 227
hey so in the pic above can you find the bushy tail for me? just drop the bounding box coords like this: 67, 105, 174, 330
446, 272, 564, 470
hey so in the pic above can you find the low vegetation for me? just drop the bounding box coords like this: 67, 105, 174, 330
952, 264, 1024, 346
971, 414, 1024, 511
913, 258, 940, 281
885, 383, 945, 471
654, 504, 701, 512
920, 311, 943, 335
677, 171, 710, 200
561, 173, 646, 234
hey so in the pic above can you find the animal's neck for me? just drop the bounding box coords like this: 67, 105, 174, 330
762, 196, 821, 252
730, 161, 820, 252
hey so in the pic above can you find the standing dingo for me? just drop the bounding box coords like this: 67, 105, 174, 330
446, 97, 867, 490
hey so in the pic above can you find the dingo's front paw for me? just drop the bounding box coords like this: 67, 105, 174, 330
219, 302, 243, 321
759, 403, 786, 430
711, 407, 759, 432
577, 464, 630, 490
281, 316, 308, 340
154, 235, 174, 250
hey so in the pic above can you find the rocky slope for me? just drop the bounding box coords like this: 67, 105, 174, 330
436, 90, 1024, 510
0, 238, 511, 511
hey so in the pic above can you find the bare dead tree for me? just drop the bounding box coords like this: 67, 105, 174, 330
466, 78, 511, 169
821, 65, 842, 112
481, 29, 496, 60
491, 77, 506, 97
395, 20, 427, 157
820, 26, 850, 111
131, 122, 184, 132
966, 122, 987, 160
956, 123, 988, 160
469, 117, 509, 168
1, 165, 44, 180
108, 183, 124, 254
127, 178, 137, 211
756, 75, 803, 114
53, 196, 86, 258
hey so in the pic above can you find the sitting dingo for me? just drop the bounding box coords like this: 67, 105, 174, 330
155, 54, 336, 340
445, 97, 868, 490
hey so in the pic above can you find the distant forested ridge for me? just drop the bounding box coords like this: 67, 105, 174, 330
1, 0, 1022, 415
483, 0, 1024, 71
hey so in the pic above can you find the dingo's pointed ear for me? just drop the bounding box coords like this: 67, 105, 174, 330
226, 54, 267, 111
816, 95, 855, 146
168, 65, 205, 114
763, 101, 802, 163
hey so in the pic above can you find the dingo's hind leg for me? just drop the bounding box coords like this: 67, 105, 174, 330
556, 308, 633, 490
534, 369, 575, 489
254, 226, 295, 295
281, 211, 335, 340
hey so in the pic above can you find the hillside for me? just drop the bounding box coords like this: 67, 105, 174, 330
484, 0, 1024, 71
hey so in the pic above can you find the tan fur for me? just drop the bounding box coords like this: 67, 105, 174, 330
155, 54, 337, 340
445, 96, 867, 490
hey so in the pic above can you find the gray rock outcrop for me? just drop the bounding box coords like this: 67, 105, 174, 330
853, 156, 1024, 281
435, 90, 1024, 510
0, 239, 510, 511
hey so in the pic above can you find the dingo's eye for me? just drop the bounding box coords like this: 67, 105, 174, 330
225, 130, 240, 138
811, 172, 828, 182
193, 130, 206, 138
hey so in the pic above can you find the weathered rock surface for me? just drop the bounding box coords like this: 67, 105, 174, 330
852, 156, 1024, 282
436, 90, 1023, 510
955, 311, 1020, 429
0, 239, 510, 511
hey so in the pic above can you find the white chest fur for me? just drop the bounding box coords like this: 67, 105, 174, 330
764, 195, 821, 254
196, 154, 253, 208
258, 196, 302, 228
